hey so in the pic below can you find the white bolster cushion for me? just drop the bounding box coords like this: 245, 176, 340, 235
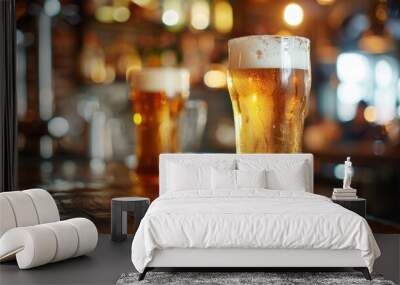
42, 221, 79, 262
64, 218, 98, 257
23, 189, 60, 224
0, 189, 60, 237
0, 196, 17, 237
1, 192, 39, 227
0, 226, 57, 268
0, 218, 98, 269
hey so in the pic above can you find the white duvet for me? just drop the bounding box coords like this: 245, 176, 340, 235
131, 190, 380, 273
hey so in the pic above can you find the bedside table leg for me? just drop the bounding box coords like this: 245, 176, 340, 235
138, 268, 148, 281
354, 267, 371, 280
111, 202, 127, 242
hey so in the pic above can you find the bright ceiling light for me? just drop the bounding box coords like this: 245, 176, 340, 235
283, 3, 304, 27
162, 9, 180, 26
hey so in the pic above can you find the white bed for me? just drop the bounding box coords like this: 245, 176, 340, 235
131, 154, 380, 280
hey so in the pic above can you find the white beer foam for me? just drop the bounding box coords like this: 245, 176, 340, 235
228, 35, 310, 70
127, 68, 190, 96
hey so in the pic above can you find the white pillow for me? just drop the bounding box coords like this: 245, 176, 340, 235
167, 162, 211, 191
211, 169, 268, 190
266, 165, 306, 191
237, 159, 308, 191
211, 168, 236, 190
236, 169, 267, 189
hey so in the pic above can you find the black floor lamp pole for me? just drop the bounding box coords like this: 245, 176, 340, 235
0, 0, 17, 192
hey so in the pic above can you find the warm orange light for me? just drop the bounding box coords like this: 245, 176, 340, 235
359, 34, 393, 54
214, 0, 233, 33
364, 106, 376, 123
316, 0, 335, 5
203, 69, 226, 88
133, 113, 142, 125
90, 62, 107, 83
276, 29, 291, 36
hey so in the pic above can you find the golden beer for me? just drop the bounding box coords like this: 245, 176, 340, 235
128, 68, 189, 186
227, 36, 311, 153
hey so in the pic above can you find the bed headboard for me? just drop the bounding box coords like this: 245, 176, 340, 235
159, 153, 314, 195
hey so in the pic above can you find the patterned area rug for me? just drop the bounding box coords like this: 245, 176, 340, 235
116, 272, 395, 285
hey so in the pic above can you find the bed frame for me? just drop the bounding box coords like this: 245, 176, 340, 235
138, 154, 371, 281
139, 248, 370, 280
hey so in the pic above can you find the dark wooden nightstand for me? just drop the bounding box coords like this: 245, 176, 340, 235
332, 198, 366, 218
111, 197, 150, 242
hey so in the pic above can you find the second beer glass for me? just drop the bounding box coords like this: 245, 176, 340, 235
128, 68, 190, 185
227, 35, 311, 153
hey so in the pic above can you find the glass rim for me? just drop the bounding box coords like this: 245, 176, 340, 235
128, 67, 188, 72
126, 67, 189, 83
228, 35, 310, 46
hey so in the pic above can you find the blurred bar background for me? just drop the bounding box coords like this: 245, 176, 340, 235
15, 0, 400, 233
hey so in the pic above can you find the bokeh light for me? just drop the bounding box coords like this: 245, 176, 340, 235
337, 53, 370, 83
283, 3, 304, 27
203, 69, 226, 88
316, 0, 335, 5
48, 117, 69, 138
214, 0, 233, 33
364, 106, 376, 123
133, 113, 142, 125
44, 0, 61, 17
337, 83, 364, 104
113, 7, 131, 23
95, 6, 114, 23
375, 59, 393, 87
191, 0, 210, 30
162, 9, 180, 26
131, 0, 153, 7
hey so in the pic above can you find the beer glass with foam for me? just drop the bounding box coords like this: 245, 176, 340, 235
127, 68, 190, 185
227, 35, 311, 153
